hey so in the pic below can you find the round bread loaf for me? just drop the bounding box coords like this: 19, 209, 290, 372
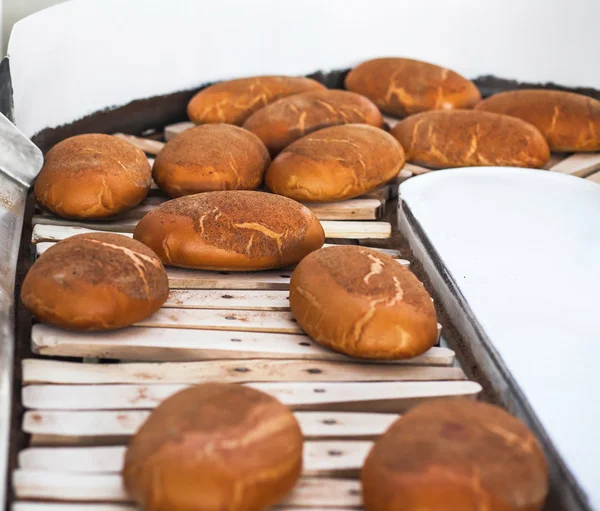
242, 89, 384, 156
153, 124, 270, 197
124, 383, 303, 511
187, 75, 326, 125
362, 399, 548, 511
21, 233, 168, 331
265, 124, 405, 202
289, 246, 437, 359
345, 57, 481, 117
475, 89, 600, 152
133, 191, 325, 271
391, 110, 550, 169
34, 134, 151, 219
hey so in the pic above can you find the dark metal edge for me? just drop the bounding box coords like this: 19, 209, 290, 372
397, 199, 592, 511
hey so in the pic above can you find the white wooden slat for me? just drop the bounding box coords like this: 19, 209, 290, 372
12, 470, 362, 507
12, 504, 137, 511
31, 221, 392, 244
18, 441, 372, 476
403, 162, 432, 175
23, 410, 399, 442
164, 121, 195, 141
112, 133, 165, 155
549, 152, 600, 177
542, 152, 570, 170
31, 324, 454, 365
22, 358, 465, 385
586, 171, 600, 184
134, 308, 303, 333
164, 289, 291, 310
22, 381, 481, 412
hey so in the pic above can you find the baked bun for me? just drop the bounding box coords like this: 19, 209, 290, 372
243, 89, 384, 156
289, 246, 437, 360
345, 57, 481, 117
391, 110, 550, 169
124, 383, 303, 511
133, 191, 325, 271
21, 233, 168, 331
265, 124, 405, 202
187, 75, 326, 125
34, 134, 151, 219
362, 399, 548, 511
475, 89, 600, 152
153, 124, 270, 197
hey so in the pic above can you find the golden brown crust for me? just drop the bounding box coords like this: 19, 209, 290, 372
187, 75, 326, 125
133, 191, 325, 271
153, 124, 270, 197
345, 57, 481, 117
289, 246, 437, 360
362, 399, 549, 511
124, 383, 303, 511
391, 110, 550, 169
20, 233, 168, 331
34, 134, 151, 219
265, 124, 405, 202
475, 89, 600, 152
242, 89, 384, 156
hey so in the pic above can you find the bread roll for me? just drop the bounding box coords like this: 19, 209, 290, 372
362, 399, 548, 511
133, 191, 325, 271
345, 57, 481, 117
124, 383, 303, 511
475, 89, 600, 152
289, 246, 437, 360
34, 134, 151, 219
391, 110, 550, 169
243, 89, 384, 156
21, 233, 168, 331
187, 75, 326, 125
153, 124, 270, 197
265, 124, 405, 202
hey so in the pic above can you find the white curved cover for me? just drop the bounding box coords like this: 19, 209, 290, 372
400, 168, 600, 508
6, 0, 600, 137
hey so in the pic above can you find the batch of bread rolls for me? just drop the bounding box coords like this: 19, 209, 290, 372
20, 55, 599, 510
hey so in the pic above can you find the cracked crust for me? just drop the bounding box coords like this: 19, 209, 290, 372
242, 89, 384, 156
475, 89, 600, 152
133, 191, 325, 271
345, 57, 481, 117
20, 233, 168, 331
391, 110, 550, 169
153, 124, 270, 197
34, 134, 151, 219
124, 383, 303, 511
289, 246, 437, 360
362, 399, 549, 511
265, 124, 405, 202
187, 75, 326, 125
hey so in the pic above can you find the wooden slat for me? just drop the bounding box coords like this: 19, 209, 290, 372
164, 289, 291, 310
31, 221, 392, 243
22, 381, 481, 412
11, 504, 357, 511
549, 152, 600, 177
22, 359, 465, 385
18, 441, 372, 477
112, 133, 165, 155
134, 308, 303, 333
542, 152, 570, 170
585, 171, 600, 184
164, 121, 195, 141
403, 163, 432, 175
23, 410, 399, 443
12, 470, 362, 507
32, 324, 454, 365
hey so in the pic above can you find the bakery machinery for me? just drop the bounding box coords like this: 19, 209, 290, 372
1, 0, 599, 510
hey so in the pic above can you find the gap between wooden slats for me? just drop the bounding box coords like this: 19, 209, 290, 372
21, 381, 481, 413
22, 358, 464, 385
17, 442, 372, 477
23, 411, 399, 444
12, 470, 362, 507
31, 221, 392, 243
31, 324, 454, 365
